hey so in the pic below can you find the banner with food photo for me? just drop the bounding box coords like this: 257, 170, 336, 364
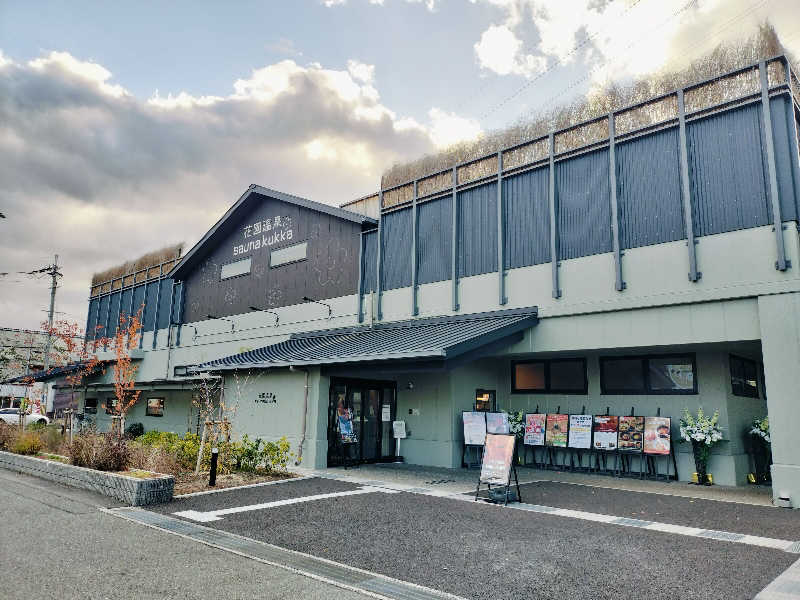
618, 416, 645, 452
643, 416, 671, 455
593, 415, 619, 450
479, 434, 516, 485
567, 414, 593, 449
486, 412, 511, 435
463, 411, 487, 446
545, 414, 569, 447
524, 413, 546, 446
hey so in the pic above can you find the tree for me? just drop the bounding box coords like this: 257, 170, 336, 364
105, 309, 143, 437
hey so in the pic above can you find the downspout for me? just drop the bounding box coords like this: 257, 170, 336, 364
290, 365, 309, 465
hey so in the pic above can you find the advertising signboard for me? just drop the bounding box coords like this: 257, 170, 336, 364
545, 414, 568, 447
338, 408, 358, 444
463, 411, 487, 446
618, 416, 645, 452
593, 415, 619, 450
479, 434, 515, 485
524, 414, 546, 446
643, 416, 671, 455
486, 412, 510, 435
567, 414, 592, 449
392, 420, 407, 439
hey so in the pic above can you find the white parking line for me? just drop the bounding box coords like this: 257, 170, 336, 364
174, 486, 399, 522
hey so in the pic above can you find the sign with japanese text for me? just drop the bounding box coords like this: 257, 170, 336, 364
643, 417, 671, 455
255, 392, 277, 404
568, 414, 593, 449
393, 420, 407, 439
463, 411, 487, 446
545, 414, 568, 447
479, 434, 515, 485
593, 415, 619, 450
618, 416, 645, 452
486, 412, 510, 435
524, 413, 546, 446
233, 214, 294, 257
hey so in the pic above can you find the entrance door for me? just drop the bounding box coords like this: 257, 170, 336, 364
361, 388, 381, 461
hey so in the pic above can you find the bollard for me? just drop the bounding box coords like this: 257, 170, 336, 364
209, 447, 219, 487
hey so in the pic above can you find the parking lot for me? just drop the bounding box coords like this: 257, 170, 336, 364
145, 475, 800, 600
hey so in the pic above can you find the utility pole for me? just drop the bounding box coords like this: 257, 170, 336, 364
42, 255, 62, 372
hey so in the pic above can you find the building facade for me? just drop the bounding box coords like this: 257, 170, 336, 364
71, 56, 800, 506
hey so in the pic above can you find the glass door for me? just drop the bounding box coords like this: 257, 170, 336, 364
361, 388, 381, 461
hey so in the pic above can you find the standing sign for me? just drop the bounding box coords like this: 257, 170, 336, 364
486, 412, 510, 435
567, 414, 593, 449
643, 416, 671, 455
545, 414, 569, 447
479, 434, 515, 485
618, 416, 645, 452
338, 408, 358, 444
463, 412, 487, 446
593, 415, 619, 450
392, 420, 407, 439
523, 414, 546, 446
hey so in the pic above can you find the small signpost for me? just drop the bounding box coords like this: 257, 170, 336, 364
475, 433, 521, 506
392, 420, 406, 462
462, 411, 486, 468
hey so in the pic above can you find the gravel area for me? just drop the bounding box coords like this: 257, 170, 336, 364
173, 471, 294, 495
476, 481, 800, 540
165, 480, 794, 600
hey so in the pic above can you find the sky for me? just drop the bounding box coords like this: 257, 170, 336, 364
1, 0, 799, 331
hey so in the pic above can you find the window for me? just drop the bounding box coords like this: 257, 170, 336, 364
730, 355, 759, 398
600, 354, 697, 394
146, 397, 165, 417
270, 241, 308, 268
220, 257, 251, 280
173, 365, 188, 377
475, 389, 496, 412
84, 398, 97, 414
512, 358, 587, 394
105, 398, 117, 414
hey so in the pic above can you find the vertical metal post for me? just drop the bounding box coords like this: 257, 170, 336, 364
761, 60, 789, 271
356, 231, 365, 323
411, 180, 419, 316
165, 279, 176, 348
91, 291, 101, 348
608, 113, 625, 291
176, 282, 185, 346
497, 151, 506, 305
548, 133, 561, 299
151, 266, 163, 349
114, 278, 123, 341
128, 279, 136, 319
677, 89, 701, 282
376, 192, 384, 321
138, 282, 147, 349
451, 166, 459, 311
103, 287, 112, 351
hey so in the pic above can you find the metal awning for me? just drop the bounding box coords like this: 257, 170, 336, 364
192, 308, 537, 372
2, 361, 108, 384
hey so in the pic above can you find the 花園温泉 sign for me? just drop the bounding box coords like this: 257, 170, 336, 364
233, 214, 294, 257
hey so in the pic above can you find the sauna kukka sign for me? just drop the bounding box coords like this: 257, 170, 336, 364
233, 214, 294, 257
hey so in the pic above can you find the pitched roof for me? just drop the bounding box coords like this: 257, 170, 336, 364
168, 185, 377, 280
191, 308, 537, 371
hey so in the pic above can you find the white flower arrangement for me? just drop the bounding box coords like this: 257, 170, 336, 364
679, 408, 724, 447
749, 416, 770, 443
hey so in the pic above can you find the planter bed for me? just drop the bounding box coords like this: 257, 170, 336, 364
0, 449, 173, 505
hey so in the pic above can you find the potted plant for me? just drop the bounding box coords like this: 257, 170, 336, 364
748, 416, 771, 483
507, 411, 525, 464
679, 408, 723, 485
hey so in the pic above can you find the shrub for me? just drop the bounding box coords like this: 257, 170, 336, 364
125, 422, 145, 438
135, 431, 201, 471
127, 443, 180, 477
12, 431, 44, 456
38, 424, 67, 455
262, 437, 295, 472
232, 435, 263, 472
0, 421, 15, 451
68, 432, 130, 471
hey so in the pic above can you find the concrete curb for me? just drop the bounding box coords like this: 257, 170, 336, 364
0, 450, 173, 505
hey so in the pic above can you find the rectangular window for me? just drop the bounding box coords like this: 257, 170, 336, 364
512, 358, 587, 394
730, 355, 759, 398
220, 257, 251, 280
475, 389, 496, 412
84, 398, 97, 414
270, 241, 307, 268
600, 354, 697, 394
105, 397, 117, 414
146, 397, 165, 417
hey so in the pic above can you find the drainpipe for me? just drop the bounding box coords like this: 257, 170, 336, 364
290, 365, 309, 465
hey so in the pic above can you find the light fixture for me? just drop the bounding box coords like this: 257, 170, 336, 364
250, 306, 279, 326
207, 314, 235, 332
302, 296, 332, 318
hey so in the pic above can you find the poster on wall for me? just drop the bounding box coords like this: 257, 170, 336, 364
524, 414, 546, 446
643, 416, 671, 455
593, 415, 619, 450
338, 408, 358, 444
463, 412, 487, 446
618, 416, 645, 452
486, 412, 510, 435
567, 414, 593, 449
545, 414, 569, 447
479, 434, 515, 485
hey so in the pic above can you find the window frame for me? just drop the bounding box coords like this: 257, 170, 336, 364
219, 256, 252, 281
145, 397, 165, 417
599, 353, 698, 395
269, 240, 309, 269
84, 398, 98, 414
474, 389, 496, 412
511, 358, 588, 395
729, 354, 760, 398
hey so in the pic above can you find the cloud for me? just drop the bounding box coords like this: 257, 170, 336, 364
427, 108, 482, 147
474, 24, 547, 77
324, 0, 439, 10
0, 51, 456, 329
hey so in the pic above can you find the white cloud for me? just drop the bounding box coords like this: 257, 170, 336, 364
28, 51, 128, 97
347, 59, 375, 84
474, 24, 546, 77
427, 107, 482, 147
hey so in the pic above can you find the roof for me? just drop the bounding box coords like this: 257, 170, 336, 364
2, 361, 107, 384
192, 308, 538, 371
168, 185, 377, 280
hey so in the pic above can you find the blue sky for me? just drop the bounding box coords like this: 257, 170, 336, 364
0, 0, 798, 329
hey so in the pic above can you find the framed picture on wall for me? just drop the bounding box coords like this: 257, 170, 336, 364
146, 397, 164, 417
